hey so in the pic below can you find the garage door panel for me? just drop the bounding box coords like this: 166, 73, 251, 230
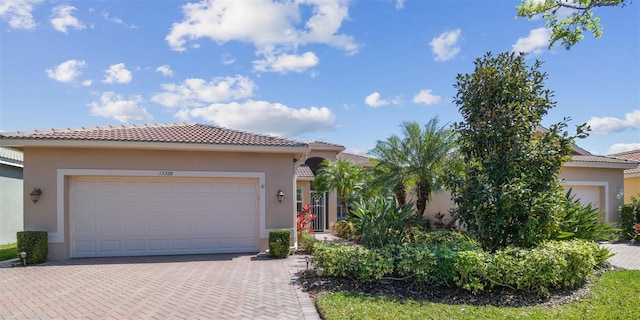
70, 176, 260, 258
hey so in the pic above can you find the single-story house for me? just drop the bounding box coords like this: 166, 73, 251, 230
425, 144, 638, 225
0, 147, 23, 245
609, 149, 640, 203
0, 123, 310, 260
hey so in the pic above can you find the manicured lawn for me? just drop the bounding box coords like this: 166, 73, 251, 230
0, 243, 18, 261
317, 270, 640, 320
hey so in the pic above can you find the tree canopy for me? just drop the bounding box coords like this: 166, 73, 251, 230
313, 159, 365, 216
517, 0, 630, 49
452, 51, 588, 251
369, 117, 458, 219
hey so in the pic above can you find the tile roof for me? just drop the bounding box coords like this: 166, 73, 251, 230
308, 141, 345, 150
570, 155, 639, 169
0, 123, 307, 148
0, 147, 23, 167
609, 149, 640, 174
296, 165, 314, 178
337, 152, 375, 168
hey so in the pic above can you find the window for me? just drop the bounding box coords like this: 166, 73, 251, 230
296, 187, 303, 212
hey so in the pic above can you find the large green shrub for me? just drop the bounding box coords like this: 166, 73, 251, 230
620, 196, 640, 240
313, 243, 393, 281
349, 197, 415, 249
297, 229, 317, 254
268, 229, 290, 259
452, 52, 588, 251
556, 190, 619, 241
313, 239, 605, 294
16, 231, 48, 265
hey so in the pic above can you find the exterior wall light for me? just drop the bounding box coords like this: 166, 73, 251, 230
29, 188, 42, 203
277, 190, 285, 202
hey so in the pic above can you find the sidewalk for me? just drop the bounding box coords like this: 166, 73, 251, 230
599, 241, 640, 270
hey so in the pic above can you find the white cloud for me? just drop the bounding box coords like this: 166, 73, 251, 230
364, 92, 389, 108
395, 0, 405, 10
609, 143, 640, 154
253, 51, 319, 73
364, 92, 401, 108
588, 109, 640, 134
155, 65, 173, 77
165, 0, 358, 63
103, 63, 133, 84
430, 29, 461, 62
81, 79, 92, 87
101, 11, 137, 29
45, 59, 87, 83
412, 89, 441, 105
50, 5, 85, 33
152, 75, 256, 108
89, 92, 153, 123
176, 100, 336, 137
512, 27, 550, 54
0, 0, 43, 30
222, 53, 235, 65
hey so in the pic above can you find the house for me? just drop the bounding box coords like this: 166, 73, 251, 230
0, 147, 23, 245
609, 149, 640, 203
425, 144, 638, 225
0, 123, 309, 260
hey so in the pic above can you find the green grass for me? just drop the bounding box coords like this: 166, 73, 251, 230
0, 243, 18, 261
317, 270, 640, 320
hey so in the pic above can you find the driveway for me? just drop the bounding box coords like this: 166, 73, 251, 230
0, 254, 319, 319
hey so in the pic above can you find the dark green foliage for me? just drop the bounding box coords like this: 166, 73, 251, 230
314, 239, 604, 295
268, 229, 290, 258
452, 51, 588, 251
556, 190, 619, 240
313, 244, 393, 281
298, 230, 318, 254
368, 118, 458, 218
349, 197, 415, 249
16, 231, 48, 265
332, 220, 359, 241
619, 195, 640, 240
313, 159, 365, 216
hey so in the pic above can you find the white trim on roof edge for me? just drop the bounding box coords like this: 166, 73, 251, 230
53, 169, 267, 244
563, 161, 638, 170
0, 159, 23, 168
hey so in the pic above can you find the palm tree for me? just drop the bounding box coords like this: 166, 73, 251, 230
369, 117, 457, 219
313, 159, 364, 216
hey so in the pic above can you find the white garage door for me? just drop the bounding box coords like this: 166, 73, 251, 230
70, 176, 259, 258
564, 185, 602, 209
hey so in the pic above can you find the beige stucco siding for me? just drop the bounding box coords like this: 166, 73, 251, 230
23, 147, 297, 260
623, 175, 640, 203
559, 166, 625, 223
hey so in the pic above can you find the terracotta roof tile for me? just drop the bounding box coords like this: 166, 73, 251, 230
571, 155, 638, 164
296, 165, 314, 178
0, 123, 307, 148
337, 152, 375, 168
308, 141, 345, 150
610, 149, 640, 174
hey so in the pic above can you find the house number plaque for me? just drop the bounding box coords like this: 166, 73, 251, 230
158, 171, 174, 176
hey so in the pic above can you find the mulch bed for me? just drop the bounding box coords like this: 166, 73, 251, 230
297, 264, 615, 308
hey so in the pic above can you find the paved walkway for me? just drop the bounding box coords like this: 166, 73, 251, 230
0, 253, 320, 320
599, 241, 640, 270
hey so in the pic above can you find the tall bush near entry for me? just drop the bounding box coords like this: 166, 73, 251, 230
452, 52, 589, 252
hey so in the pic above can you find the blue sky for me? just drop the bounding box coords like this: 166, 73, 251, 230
1, 0, 638, 156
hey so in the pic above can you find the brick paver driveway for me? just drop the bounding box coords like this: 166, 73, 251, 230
0, 254, 319, 319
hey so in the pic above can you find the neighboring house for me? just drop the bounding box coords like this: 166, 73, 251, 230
0, 124, 309, 260
0, 147, 23, 245
426, 144, 638, 225
609, 149, 640, 203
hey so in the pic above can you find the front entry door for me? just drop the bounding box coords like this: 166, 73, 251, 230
310, 191, 326, 232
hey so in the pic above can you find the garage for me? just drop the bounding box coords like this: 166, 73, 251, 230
70, 176, 259, 258
564, 185, 603, 210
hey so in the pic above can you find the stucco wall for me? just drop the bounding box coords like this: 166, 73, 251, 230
23, 147, 298, 260
624, 176, 640, 204
0, 164, 23, 244
559, 166, 625, 223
